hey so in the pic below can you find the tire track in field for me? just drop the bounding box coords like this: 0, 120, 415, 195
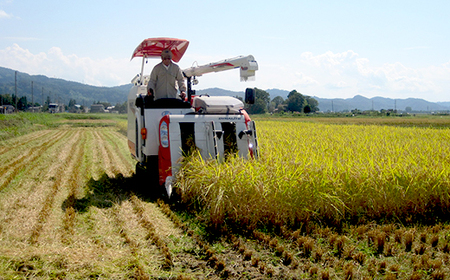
130, 195, 174, 269
110, 201, 151, 279
92, 130, 118, 177
28, 130, 83, 244
100, 130, 130, 176
0, 130, 67, 192
61, 132, 87, 244
129, 195, 216, 279
85, 129, 102, 179
102, 130, 134, 174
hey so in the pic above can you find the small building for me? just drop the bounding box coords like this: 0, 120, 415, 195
1, 105, 15, 114
27, 106, 42, 113
49, 103, 64, 113
68, 104, 82, 113
90, 104, 106, 113
74, 104, 82, 113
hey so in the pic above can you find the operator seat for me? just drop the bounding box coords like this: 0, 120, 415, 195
144, 96, 191, 109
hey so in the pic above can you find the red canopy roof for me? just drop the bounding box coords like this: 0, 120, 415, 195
131, 37, 189, 63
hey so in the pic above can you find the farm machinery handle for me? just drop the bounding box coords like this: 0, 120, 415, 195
182, 55, 258, 101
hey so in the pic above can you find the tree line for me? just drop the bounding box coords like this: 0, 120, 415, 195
2, 87, 316, 115
0, 93, 73, 112
0, 94, 32, 111
245, 88, 319, 114
0, 93, 128, 114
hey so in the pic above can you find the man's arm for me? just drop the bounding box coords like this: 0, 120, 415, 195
176, 66, 187, 99
147, 65, 158, 95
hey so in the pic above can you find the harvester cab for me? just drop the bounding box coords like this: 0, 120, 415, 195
127, 38, 259, 197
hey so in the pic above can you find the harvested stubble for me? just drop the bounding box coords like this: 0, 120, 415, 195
0, 125, 160, 278
177, 120, 450, 232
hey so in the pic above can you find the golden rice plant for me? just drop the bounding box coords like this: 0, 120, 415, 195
177, 120, 450, 232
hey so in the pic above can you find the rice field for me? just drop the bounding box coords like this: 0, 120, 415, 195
177, 117, 450, 232
2, 112, 450, 279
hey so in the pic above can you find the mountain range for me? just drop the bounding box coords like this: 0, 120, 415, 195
1, 66, 449, 112
197, 88, 450, 112
0, 66, 130, 106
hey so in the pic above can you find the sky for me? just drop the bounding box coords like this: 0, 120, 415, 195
0, 0, 449, 102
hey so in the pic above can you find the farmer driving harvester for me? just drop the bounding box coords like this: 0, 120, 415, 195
128, 37, 259, 197
146, 49, 187, 101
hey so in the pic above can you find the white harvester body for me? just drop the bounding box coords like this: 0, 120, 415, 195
127, 38, 259, 197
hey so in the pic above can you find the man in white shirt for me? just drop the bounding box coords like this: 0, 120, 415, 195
147, 49, 186, 100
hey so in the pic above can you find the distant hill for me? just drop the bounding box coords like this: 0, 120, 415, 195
317, 95, 450, 112
266, 89, 450, 112
0, 67, 131, 106
1, 67, 448, 112
437, 101, 450, 108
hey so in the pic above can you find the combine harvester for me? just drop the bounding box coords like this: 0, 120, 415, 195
127, 38, 259, 197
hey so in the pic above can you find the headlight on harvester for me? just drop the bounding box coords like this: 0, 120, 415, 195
160, 121, 169, 148
140, 127, 147, 140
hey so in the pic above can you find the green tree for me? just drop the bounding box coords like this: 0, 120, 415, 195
17, 96, 28, 111
66, 99, 78, 112
304, 105, 312, 114
272, 96, 284, 108
286, 90, 305, 112
68, 99, 76, 108
43, 96, 51, 112
0, 94, 13, 106
305, 96, 319, 113
269, 96, 284, 112
114, 101, 128, 114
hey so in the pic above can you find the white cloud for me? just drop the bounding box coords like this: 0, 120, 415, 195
1, 44, 450, 101
297, 50, 448, 100
326, 81, 349, 89
359, 61, 439, 94
300, 50, 361, 75
0, 9, 13, 19
0, 44, 139, 86
294, 72, 319, 87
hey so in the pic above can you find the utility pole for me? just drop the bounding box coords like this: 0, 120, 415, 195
331, 100, 334, 112
15, 71, 18, 111
31, 81, 34, 112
